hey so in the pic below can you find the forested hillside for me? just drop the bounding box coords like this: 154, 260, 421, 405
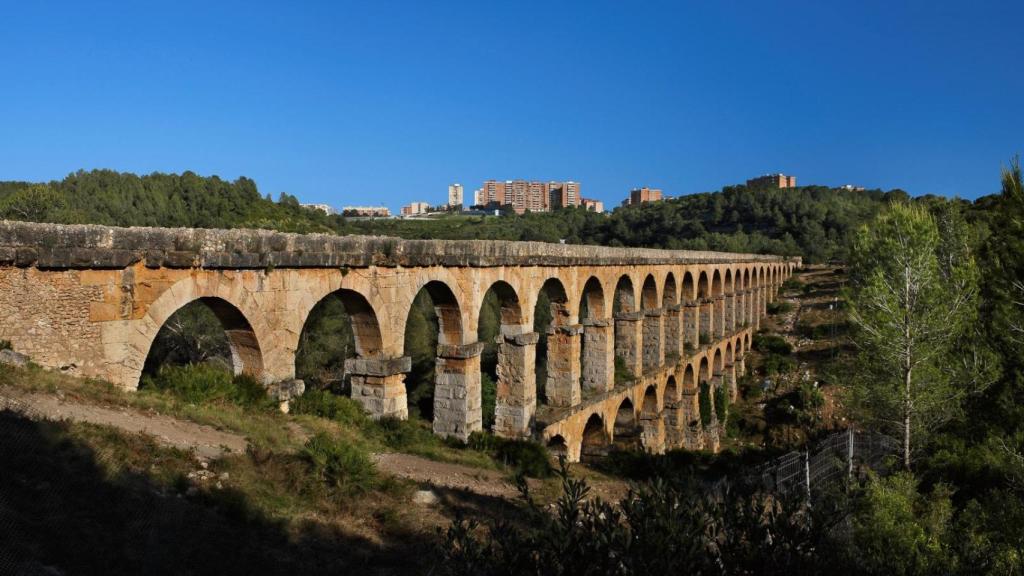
0, 169, 994, 263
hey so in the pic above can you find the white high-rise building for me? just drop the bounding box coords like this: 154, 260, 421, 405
448, 183, 463, 208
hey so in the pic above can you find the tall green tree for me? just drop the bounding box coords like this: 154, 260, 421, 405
846, 202, 991, 469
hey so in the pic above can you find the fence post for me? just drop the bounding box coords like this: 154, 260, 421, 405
804, 449, 812, 506
848, 428, 854, 480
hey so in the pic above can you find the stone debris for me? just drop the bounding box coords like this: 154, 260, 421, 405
413, 489, 439, 505
0, 348, 29, 367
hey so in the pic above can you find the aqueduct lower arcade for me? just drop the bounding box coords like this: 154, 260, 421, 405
0, 221, 798, 460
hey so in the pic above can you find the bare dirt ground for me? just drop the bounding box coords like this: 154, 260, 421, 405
0, 385, 628, 503
0, 386, 248, 459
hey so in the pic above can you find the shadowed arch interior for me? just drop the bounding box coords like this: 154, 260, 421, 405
641, 274, 658, 310
143, 296, 264, 380
613, 397, 640, 451
535, 277, 575, 407
419, 281, 464, 346
581, 414, 610, 463
613, 275, 635, 314
547, 434, 568, 459
662, 272, 678, 307
697, 271, 710, 299
478, 280, 524, 430
296, 288, 383, 390
403, 280, 465, 421
682, 271, 696, 302
579, 276, 605, 321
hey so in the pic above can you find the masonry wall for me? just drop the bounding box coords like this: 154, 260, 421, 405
0, 220, 797, 446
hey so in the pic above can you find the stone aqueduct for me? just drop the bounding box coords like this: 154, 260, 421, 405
0, 222, 798, 461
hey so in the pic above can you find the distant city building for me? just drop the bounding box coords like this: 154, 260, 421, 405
582, 198, 605, 213
747, 173, 797, 189
447, 183, 463, 208
626, 187, 663, 205
342, 206, 391, 217
400, 202, 430, 216
839, 184, 865, 191
301, 203, 338, 215
474, 179, 582, 214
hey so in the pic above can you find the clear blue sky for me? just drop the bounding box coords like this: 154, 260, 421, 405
1, 1, 1021, 210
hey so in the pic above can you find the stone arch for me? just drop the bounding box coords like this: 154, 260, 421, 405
579, 276, 605, 320
403, 279, 479, 438
547, 434, 568, 460
535, 277, 578, 407
711, 269, 723, 297
641, 274, 659, 310
612, 397, 640, 451
683, 363, 696, 389
580, 276, 611, 395
483, 280, 524, 328
301, 288, 384, 359
681, 271, 696, 302
664, 373, 679, 405
535, 277, 572, 328
143, 296, 265, 381
724, 268, 734, 295
414, 280, 465, 346
640, 274, 661, 373
640, 384, 664, 453
580, 413, 610, 462
614, 274, 636, 313
698, 356, 711, 384
133, 274, 272, 389
479, 280, 527, 435
613, 274, 642, 379
663, 272, 678, 307
697, 271, 710, 299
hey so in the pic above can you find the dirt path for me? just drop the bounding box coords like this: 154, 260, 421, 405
0, 386, 626, 502
0, 386, 249, 459
374, 452, 523, 499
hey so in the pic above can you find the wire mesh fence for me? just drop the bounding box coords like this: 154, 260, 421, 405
713, 429, 901, 501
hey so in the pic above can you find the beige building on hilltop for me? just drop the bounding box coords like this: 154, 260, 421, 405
475, 180, 583, 214
625, 187, 663, 206
746, 174, 797, 189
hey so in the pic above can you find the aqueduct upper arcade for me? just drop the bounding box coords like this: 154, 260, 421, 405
0, 221, 798, 460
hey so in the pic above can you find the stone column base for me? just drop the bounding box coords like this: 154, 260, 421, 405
494, 332, 539, 439
434, 342, 485, 441
345, 356, 412, 420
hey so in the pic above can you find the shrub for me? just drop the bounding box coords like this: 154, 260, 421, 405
481, 372, 497, 428
467, 432, 553, 478
767, 301, 794, 315
782, 278, 804, 292
614, 356, 636, 385
753, 333, 792, 355
714, 384, 730, 427
301, 433, 376, 494
291, 389, 368, 427
374, 416, 438, 451
762, 353, 797, 376
699, 331, 712, 346
797, 382, 825, 410
0, 340, 11, 351
698, 382, 713, 427
141, 363, 273, 409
